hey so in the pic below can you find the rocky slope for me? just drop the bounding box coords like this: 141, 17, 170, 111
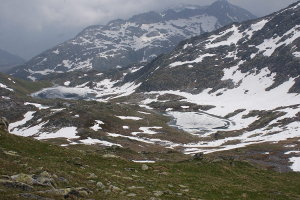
11, 0, 255, 80
2, 1, 300, 175
1, 127, 300, 200
9, 1, 300, 172
121, 1, 300, 156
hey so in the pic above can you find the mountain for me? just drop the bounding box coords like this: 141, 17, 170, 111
3, 2, 300, 172
13, 1, 300, 171
0, 49, 25, 72
12, 0, 255, 80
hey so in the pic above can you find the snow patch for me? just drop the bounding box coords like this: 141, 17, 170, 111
170, 53, 215, 68
9, 111, 36, 133
132, 127, 162, 135
117, 116, 142, 120
36, 127, 79, 140
90, 120, 104, 131
206, 25, 243, 48
289, 157, 300, 172
64, 81, 71, 86
24, 102, 50, 110
79, 137, 122, 147
0, 83, 13, 92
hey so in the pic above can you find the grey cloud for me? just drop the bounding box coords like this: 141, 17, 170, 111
0, 0, 297, 59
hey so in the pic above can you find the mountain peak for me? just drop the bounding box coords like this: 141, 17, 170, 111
12, 1, 256, 80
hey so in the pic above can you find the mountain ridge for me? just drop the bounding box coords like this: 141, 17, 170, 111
11, 0, 256, 80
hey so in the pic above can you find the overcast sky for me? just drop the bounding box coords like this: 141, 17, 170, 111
0, 0, 297, 60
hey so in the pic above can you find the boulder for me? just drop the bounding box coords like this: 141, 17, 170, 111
0, 179, 33, 191
141, 164, 149, 171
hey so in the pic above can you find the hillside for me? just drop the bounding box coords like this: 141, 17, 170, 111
1, 128, 300, 200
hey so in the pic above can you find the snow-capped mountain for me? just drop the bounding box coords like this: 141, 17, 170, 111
125, 1, 300, 154
3, 1, 300, 172
28, 1, 300, 159
12, 0, 255, 80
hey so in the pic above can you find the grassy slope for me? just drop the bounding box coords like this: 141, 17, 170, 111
0, 72, 51, 95
1, 130, 300, 200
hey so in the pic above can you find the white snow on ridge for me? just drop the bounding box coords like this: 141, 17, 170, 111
0, 83, 13, 92
293, 52, 300, 57
131, 127, 162, 135
168, 112, 228, 134
130, 66, 144, 73
117, 116, 142, 120
68, 59, 93, 72
169, 53, 215, 68
184, 121, 300, 155
79, 137, 122, 147
289, 157, 300, 172
132, 160, 156, 163
245, 19, 269, 39
149, 68, 299, 117
53, 49, 60, 54
64, 81, 71, 86
62, 60, 73, 69
28, 69, 62, 76
36, 127, 79, 140
9, 111, 36, 133
68, 15, 218, 65
107, 133, 180, 148
94, 79, 141, 100
90, 120, 104, 131
24, 102, 50, 110
11, 121, 48, 137
206, 25, 243, 48
254, 25, 300, 57
142, 66, 300, 154
33, 78, 141, 101
33, 86, 96, 99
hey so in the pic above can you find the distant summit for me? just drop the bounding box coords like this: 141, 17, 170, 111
12, 1, 256, 80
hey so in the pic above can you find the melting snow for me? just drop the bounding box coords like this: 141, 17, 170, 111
117, 116, 142, 120
24, 102, 50, 110
293, 52, 300, 57
132, 127, 162, 135
9, 111, 36, 133
168, 112, 229, 134
123, 126, 130, 129
64, 81, 71, 86
138, 111, 151, 115
206, 25, 243, 48
53, 49, 60, 54
79, 137, 122, 147
169, 53, 215, 68
36, 127, 79, 140
132, 160, 156, 163
254, 25, 300, 57
245, 19, 269, 39
289, 157, 300, 172
0, 83, 13, 91
90, 120, 104, 131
